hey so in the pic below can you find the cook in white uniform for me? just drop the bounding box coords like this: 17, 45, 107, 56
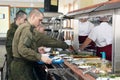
80, 16, 112, 61
78, 18, 95, 49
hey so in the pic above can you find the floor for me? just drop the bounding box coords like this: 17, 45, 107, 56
0, 45, 6, 80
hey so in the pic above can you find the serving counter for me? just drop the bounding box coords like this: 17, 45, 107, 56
49, 52, 115, 80
64, 60, 96, 80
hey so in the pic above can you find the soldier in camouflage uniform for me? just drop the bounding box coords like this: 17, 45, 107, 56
6, 10, 27, 80
11, 9, 69, 80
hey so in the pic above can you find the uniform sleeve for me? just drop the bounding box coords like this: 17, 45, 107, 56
88, 22, 94, 33
88, 28, 97, 42
35, 32, 69, 49
18, 28, 41, 61
6, 28, 15, 48
6, 28, 16, 54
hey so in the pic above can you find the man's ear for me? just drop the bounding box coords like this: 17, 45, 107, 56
31, 14, 36, 20
17, 17, 21, 21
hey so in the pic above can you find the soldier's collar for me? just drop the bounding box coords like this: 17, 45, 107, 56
27, 21, 34, 27
13, 22, 18, 29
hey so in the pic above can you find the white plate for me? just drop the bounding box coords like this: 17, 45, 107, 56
57, 48, 63, 51
75, 61, 84, 65
63, 56, 72, 59
59, 54, 67, 57
78, 66, 91, 69
67, 58, 73, 61
73, 58, 79, 61
96, 77, 109, 80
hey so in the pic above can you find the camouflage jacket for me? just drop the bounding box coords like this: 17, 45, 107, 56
6, 22, 18, 53
12, 22, 69, 62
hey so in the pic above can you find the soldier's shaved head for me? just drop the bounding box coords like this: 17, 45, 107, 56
28, 9, 43, 18
15, 10, 27, 25
28, 9, 44, 27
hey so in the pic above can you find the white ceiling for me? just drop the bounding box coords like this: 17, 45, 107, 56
0, 0, 44, 2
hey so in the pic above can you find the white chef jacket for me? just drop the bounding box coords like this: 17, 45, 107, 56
78, 21, 94, 36
88, 22, 112, 47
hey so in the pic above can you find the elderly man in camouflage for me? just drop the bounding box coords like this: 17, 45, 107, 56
11, 9, 69, 80
6, 10, 27, 80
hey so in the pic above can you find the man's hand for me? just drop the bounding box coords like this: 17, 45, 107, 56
41, 54, 52, 64
67, 45, 74, 52
38, 47, 45, 54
